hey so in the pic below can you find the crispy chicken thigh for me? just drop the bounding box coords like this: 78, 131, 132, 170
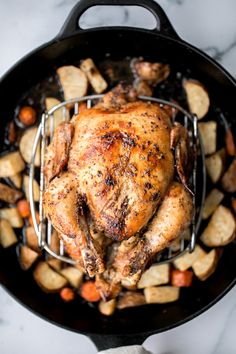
43, 85, 193, 282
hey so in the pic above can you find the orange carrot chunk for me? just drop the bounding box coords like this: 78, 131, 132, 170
19, 106, 37, 126
80, 281, 101, 302
225, 128, 236, 156
17, 199, 31, 218
28, 211, 40, 226
171, 269, 193, 287
60, 287, 75, 302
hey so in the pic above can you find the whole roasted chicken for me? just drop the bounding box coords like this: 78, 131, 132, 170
43, 84, 193, 298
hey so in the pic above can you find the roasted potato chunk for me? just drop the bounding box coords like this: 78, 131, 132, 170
80, 58, 108, 94
19, 245, 39, 270
202, 188, 224, 220
184, 79, 210, 119
33, 261, 67, 292
60, 267, 83, 288
173, 245, 206, 271
0, 151, 25, 178
0, 219, 18, 247
99, 299, 116, 316
19, 127, 40, 166
0, 208, 23, 228
134, 61, 170, 85
205, 149, 226, 183
137, 264, 170, 289
200, 205, 235, 246
199, 121, 217, 155
221, 159, 236, 193
144, 286, 180, 304
23, 175, 40, 202
192, 249, 219, 281
25, 226, 40, 251
117, 291, 146, 309
45, 97, 70, 135
57, 65, 88, 102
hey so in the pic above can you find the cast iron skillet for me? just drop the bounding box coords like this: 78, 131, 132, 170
0, 0, 236, 351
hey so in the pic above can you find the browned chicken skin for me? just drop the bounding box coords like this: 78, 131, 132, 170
43, 85, 193, 283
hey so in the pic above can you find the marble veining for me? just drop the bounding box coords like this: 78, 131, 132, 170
0, 1, 236, 354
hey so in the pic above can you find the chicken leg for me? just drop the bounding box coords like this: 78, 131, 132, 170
96, 182, 193, 299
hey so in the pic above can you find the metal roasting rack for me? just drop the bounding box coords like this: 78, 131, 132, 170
29, 95, 206, 266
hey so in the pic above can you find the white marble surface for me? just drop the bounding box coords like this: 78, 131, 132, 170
0, 0, 236, 353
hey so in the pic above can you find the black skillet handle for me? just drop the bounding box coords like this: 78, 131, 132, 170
88, 333, 149, 352
58, 0, 179, 40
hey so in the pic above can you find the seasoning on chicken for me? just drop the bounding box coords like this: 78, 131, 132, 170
43, 84, 193, 286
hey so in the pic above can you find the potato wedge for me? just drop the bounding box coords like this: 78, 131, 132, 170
57, 65, 88, 101
9, 173, 22, 189
192, 249, 219, 281
144, 286, 180, 304
138, 264, 170, 289
60, 267, 83, 288
23, 175, 40, 202
99, 299, 116, 316
45, 97, 70, 135
19, 245, 39, 270
0, 151, 25, 178
183, 79, 210, 119
0, 219, 18, 247
206, 149, 226, 183
19, 127, 40, 166
33, 261, 67, 292
221, 159, 236, 193
0, 182, 23, 203
200, 205, 235, 246
173, 245, 206, 271
47, 259, 62, 272
199, 121, 217, 155
80, 58, 108, 94
25, 226, 40, 251
117, 291, 146, 309
0, 208, 23, 228
202, 188, 224, 220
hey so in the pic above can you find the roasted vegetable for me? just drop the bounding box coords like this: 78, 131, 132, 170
17, 199, 31, 218
0, 208, 23, 228
199, 121, 217, 155
80, 58, 108, 94
205, 149, 226, 183
0, 182, 23, 203
137, 264, 170, 289
33, 261, 67, 292
225, 128, 236, 156
60, 267, 83, 288
19, 245, 39, 270
144, 286, 180, 304
200, 205, 235, 246
202, 188, 224, 220
23, 175, 40, 202
183, 79, 210, 119
173, 245, 206, 271
60, 287, 75, 302
171, 269, 193, 287
134, 61, 170, 85
0, 219, 18, 248
19, 127, 40, 166
117, 291, 146, 309
192, 249, 219, 281
0, 151, 25, 178
45, 97, 70, 135
80, 281, 101, 302
221, 159, 236, 193
25, 226, 40, 251
19, 106, 37, 126
99, 299, 116, 316
57, 65, 88, 102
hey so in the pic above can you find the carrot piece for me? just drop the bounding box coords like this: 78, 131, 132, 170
225, 128, 236, 156
171, 269, 193, 287
8, 121, 17, 143
28, 211, 40, 226
60, 287, 75, 302
19, 106, 37, 126
232, 198, 236, 214
80, 281, 101, 302
17, 199, 31, 218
